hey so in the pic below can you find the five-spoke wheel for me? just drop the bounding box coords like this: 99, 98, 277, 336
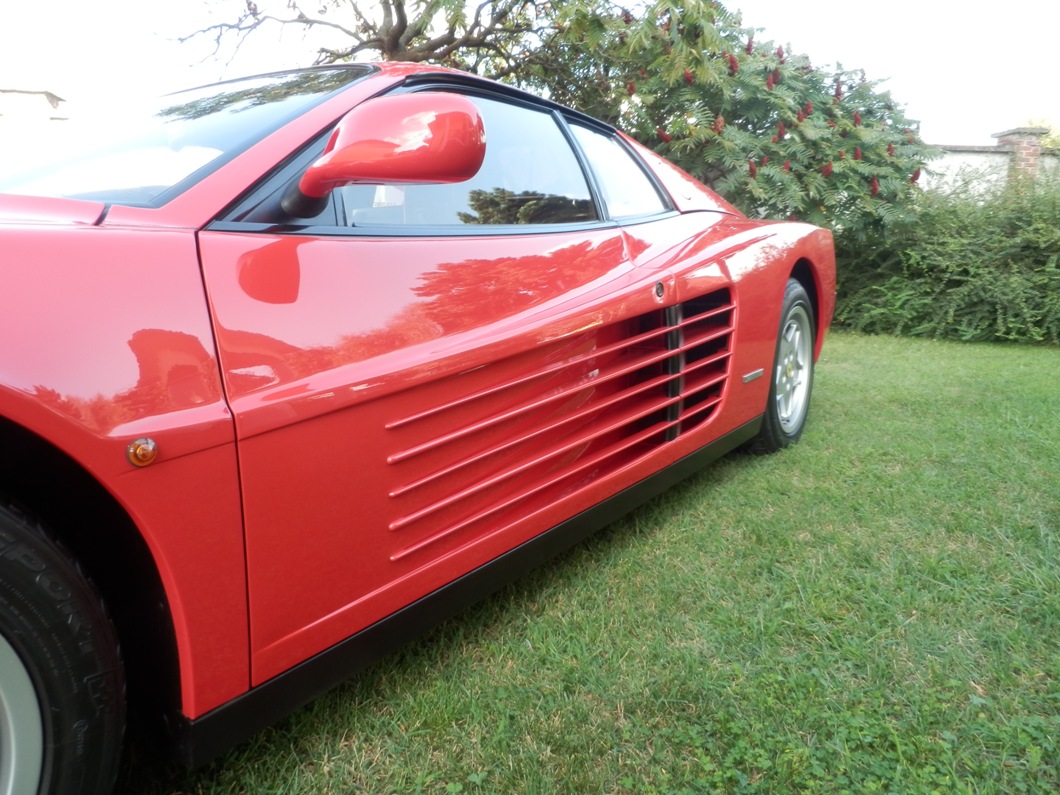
746, 278, 816, 454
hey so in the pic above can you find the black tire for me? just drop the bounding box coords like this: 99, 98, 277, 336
745, 278, 815, 455
0, 502, 124, 795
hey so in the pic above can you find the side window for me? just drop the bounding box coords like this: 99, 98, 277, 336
337, 95, 597, 227
570, 125, 669, 219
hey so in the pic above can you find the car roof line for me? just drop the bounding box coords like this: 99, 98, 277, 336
399, 71, 616, 135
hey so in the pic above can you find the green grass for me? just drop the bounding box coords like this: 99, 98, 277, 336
125, 333, 1059, 794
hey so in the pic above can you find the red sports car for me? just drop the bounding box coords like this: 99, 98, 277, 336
0, 63, 834, 794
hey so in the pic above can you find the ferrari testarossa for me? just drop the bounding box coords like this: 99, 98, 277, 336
0, 63, 834, 794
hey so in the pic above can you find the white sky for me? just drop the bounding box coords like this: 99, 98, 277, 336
1, 1, 1058, 146
731, 0, 1060, 145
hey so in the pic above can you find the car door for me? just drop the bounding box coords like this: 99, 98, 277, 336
198, 89, 681, 683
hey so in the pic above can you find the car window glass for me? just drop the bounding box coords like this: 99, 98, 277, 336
335, 95, 597, 226
0, 68, 373, 207
570, 124, 668, 219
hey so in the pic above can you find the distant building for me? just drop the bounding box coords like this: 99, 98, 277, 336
928, 127, 1059, 190
0, 88, 67, 122
0, 89, 69, 151
0, 90, 69, 152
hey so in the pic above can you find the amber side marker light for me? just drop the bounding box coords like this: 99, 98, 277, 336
127, 437, 158, 467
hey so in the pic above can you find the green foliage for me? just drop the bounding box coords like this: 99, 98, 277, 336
1024, 120, 1060, 148
836, 174, 1060, 343
513, 1, 936, 242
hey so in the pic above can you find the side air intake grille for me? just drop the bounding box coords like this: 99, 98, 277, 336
385, 288, 734, 560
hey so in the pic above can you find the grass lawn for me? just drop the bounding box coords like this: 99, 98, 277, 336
127, 333, 1059, 794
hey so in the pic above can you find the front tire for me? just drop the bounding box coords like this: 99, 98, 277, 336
746, 278, 815, 454
0, 503, 124, 795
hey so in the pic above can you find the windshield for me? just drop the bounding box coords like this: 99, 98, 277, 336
0, 66, 373, 206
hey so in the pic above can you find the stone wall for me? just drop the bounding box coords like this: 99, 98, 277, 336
928, 127, 1058, 190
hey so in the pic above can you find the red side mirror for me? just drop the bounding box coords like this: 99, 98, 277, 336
283, 92, 486, 218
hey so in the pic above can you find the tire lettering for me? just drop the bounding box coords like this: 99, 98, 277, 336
72, 719, 89, 757
84, 672, 110, 711
56, 600, 87, 638
36, 571, 72, 601
3, 542, 45, 573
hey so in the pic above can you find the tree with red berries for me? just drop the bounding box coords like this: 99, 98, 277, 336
515, 0, 935, 240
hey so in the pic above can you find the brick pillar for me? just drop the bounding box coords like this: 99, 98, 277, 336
992, 127, 1049, 180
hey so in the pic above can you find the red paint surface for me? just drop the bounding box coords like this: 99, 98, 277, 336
0, 62, 836, 720
0, 223, 248, 715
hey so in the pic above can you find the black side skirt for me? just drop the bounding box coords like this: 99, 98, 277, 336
172, 416, 761, 767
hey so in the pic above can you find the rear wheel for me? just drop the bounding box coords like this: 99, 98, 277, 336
746, 278, 815, 454
0, 503, 124, 795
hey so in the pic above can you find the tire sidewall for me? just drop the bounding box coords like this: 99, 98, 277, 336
775, 280, 814, 444
752, 279, 815, 453
0, 504, 124, 795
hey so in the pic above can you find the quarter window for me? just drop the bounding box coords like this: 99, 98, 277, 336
570, 125, 668, 219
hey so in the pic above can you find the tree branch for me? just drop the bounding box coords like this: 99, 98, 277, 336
183, 0, 549, 70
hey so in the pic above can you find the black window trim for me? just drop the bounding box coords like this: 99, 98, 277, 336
211, 71, 680, 236
565, 121, 675, 222
207, 218, 622, 237
390, 80, 606, 229
396, 76, 676, 223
